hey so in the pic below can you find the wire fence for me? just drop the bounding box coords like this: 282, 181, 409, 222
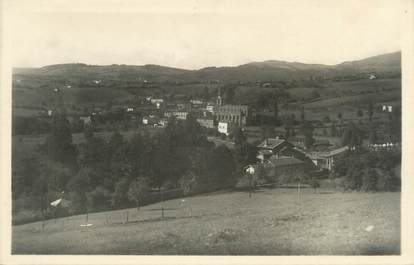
24, 197, 195, 233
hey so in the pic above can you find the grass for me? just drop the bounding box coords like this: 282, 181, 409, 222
12, 188, 400, 255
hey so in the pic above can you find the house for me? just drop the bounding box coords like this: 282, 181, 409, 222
142, 117, 149, 125
177, 103, 191, 110
150, 98, 164, 104
79, 116, 92, 125
262, 156, 306, 183
158, 118, 168, 127
382, 105, 393, 112
143, 116, 157, 125
164, 110, 188, 120
205, 104, 215, 113
218, 121, 235, 136
306, 146, 349, 171
197, 118, 215, 129
257, 137, 308, 163
190, 99, 204, 106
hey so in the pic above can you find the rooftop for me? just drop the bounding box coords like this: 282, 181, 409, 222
307, 146, 349, 158
257, 138, 286, 149
269, 156, 305, 167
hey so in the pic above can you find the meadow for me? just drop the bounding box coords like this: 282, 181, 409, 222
12, 188, 400, 255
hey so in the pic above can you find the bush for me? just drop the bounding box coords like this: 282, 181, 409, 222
111, 178, 130, 208
361, 168, 378, 192
310, 179, 320, 192
335, 150, 401, 192
87, 186, 111, 211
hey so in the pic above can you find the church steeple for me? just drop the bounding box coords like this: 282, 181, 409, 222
216, 87, 222, 107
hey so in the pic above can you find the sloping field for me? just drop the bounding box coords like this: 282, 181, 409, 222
12, 189, 400, 255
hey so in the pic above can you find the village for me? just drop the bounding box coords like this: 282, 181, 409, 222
30, 82, 400, 188
6, 0, 405, 255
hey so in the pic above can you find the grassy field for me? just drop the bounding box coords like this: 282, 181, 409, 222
12, 189, 400, 255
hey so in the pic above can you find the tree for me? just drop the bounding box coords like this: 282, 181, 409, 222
310, 90, 320, 99
261, 125, 276, 140
67, 167, 92, 213
274, 101, 279, 124
127, 177, 149, 210
368, 102, 374, 123
342, 123, 364, 150
202, 86, 210, 102
386, 106, 401, 143
111, 178, 130, 208
32, 172, 49, 222
208, 145, 237, 186
44, 111, 77, 167
357, 109, 363, 118
310, 179, 320, 193
337, 112, 343, 121
300, 106, 305, 122
301, 121, 314, 149
223, 85, 236, 104
361, 168, 378, 192
87, 186, 111, 211
234, 127, 257, 170
330, 123, 338, 137
368, 126, 378, 144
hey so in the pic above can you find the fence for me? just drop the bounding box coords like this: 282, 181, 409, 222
25, 196, 194, 233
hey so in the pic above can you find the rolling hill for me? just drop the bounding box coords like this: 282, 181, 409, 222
14, 51, 401, 83
12, 52, 401, 112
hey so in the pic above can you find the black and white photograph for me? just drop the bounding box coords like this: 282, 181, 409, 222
1, 0, 413, 262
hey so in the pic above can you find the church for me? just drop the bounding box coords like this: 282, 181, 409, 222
214, 88, 249, 127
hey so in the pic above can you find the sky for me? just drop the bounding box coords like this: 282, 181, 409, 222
4, 0, 407, 69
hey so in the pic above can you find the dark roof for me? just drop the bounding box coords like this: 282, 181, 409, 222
269, 156, 304, 167
257, 149, 273, 156
257, 138, 286, 149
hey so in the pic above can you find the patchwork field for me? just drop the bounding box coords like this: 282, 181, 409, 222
12, 189, 400, 255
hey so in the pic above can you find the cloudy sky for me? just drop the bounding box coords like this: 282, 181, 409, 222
5, 0, 407, 69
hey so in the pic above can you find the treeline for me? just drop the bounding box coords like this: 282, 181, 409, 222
333, 149, 401, 192
12, 111, 256, 224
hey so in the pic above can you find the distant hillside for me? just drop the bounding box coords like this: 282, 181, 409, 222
14, 51, 401, 83
14, 63, 193, 82
334, 52, 401, 76
12, 52, 401, 113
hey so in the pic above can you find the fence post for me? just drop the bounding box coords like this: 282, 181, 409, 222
126, 211, 129, 223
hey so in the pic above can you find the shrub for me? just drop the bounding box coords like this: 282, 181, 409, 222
310, 179, 320, 192
87, 186, 111, 211
111, 178, 130, 208
361, 168, 378, 192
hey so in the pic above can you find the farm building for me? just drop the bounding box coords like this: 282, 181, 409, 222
306, 146, 349, 171
218, 121, 235, 136
164, 110, 189, 120
262, 156, 306, 183
256, 137, 307, 162
197, 118, 215, 129
79, 116, 92, 125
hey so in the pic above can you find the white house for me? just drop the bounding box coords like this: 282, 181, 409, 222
218, 122, 235, 136
150, 98, 164, 104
